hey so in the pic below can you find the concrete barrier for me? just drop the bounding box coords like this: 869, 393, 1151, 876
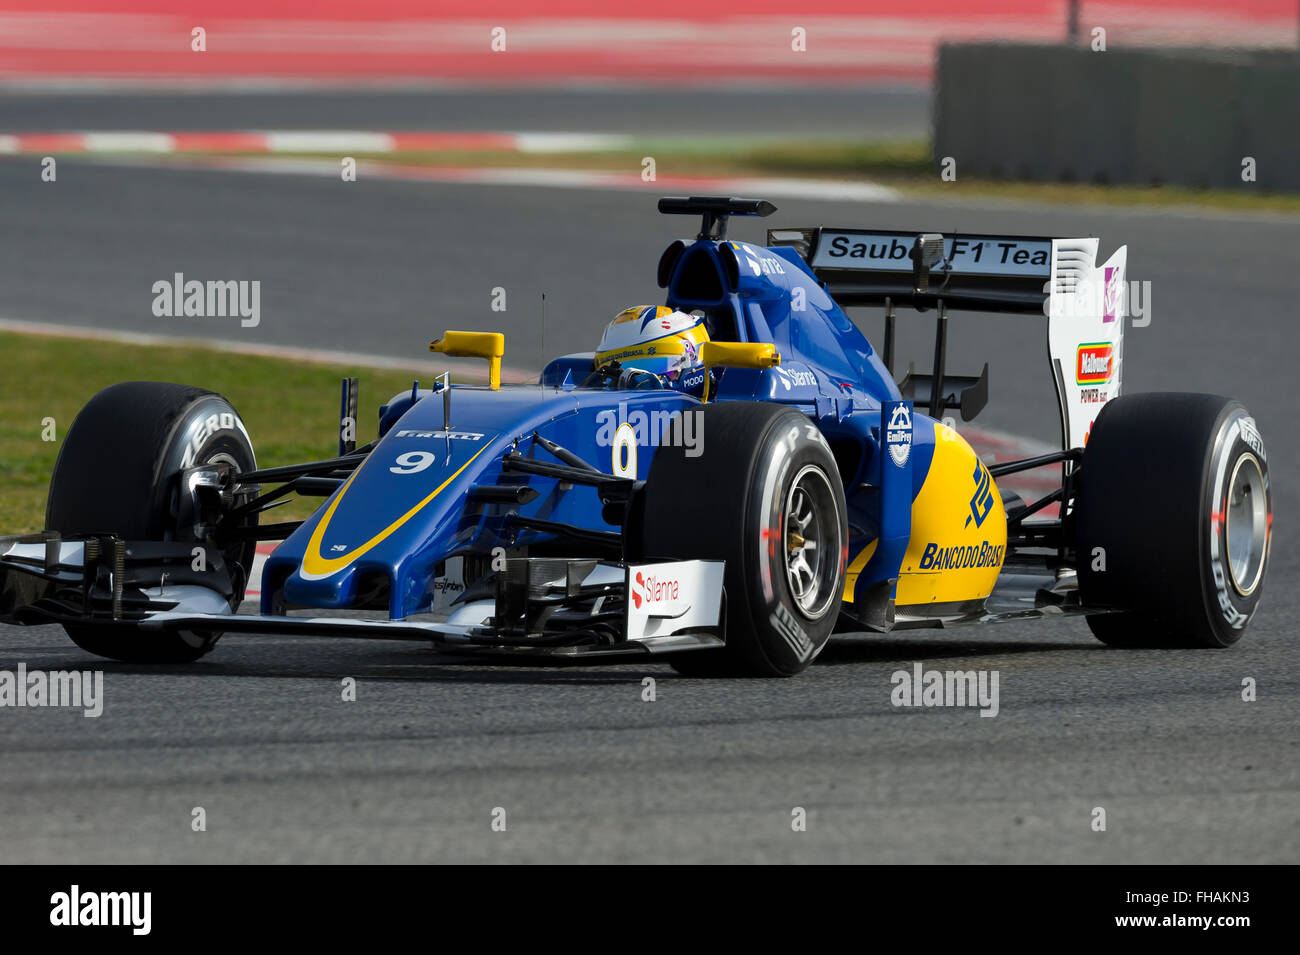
934, 44, 1300, 191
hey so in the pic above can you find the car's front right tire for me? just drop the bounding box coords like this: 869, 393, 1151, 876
46, 381, 258, 663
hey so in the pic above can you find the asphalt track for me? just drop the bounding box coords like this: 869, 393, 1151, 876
0, 97, 1296, 864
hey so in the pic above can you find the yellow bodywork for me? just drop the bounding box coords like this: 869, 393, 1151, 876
842, 539, 878, 601
841, 421, 1007, 608
896, 421, 1006, 606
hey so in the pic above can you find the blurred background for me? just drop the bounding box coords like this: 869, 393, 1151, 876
2, 0, 1297, 519
0, 0, 1295, 446
0, 1, 1293, 85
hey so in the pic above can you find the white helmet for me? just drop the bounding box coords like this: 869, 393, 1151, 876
594, 306, 710, 395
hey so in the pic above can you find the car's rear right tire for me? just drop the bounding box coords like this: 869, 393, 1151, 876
1075, 392, 1271, 648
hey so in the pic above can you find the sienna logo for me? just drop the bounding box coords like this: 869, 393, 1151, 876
632, 571, 679, 610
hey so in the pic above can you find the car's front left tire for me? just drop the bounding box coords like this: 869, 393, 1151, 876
637, 401, 848, 676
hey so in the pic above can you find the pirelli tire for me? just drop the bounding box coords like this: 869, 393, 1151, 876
46, 382, 258, 663
1075, 392, 1271, 648
640, 401, 848, 677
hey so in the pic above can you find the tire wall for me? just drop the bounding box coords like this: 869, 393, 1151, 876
934, 44, 1300, 191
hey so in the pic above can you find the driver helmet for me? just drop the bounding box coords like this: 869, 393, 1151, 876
594, 306, 710, 396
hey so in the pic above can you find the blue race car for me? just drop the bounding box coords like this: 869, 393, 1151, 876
0, 197, 1273, 676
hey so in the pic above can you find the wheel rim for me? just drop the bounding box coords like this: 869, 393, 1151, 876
189, 449, 253, 624
212, 450, 257, 599
783, 465, 840, 620
1224, 453, 1267, 597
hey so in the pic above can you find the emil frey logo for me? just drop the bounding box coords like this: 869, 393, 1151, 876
886, 403, 912, 468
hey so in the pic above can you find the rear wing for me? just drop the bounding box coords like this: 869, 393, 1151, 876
767, 225, 1127, 452
771, 227, 1054, 313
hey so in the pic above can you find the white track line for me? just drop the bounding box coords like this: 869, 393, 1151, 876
79, 153, 902, 202
0, 317, 535, 382
0, 130, 638, 155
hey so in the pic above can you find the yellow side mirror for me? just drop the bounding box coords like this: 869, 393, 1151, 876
698, 342, 780, 402
429, 331, 505, 390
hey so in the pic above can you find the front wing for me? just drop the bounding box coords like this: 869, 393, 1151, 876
0, 534, 725, 661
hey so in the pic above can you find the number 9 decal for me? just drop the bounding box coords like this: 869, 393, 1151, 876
390, 451, 436, 474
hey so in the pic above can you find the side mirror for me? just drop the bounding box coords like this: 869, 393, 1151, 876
429, 331, 505, 390
698, 342, 781, 402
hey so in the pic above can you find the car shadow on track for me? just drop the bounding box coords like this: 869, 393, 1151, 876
815, 634, 1100, 666
9, 620, 1101, 685
62, 652, 660, 687
27, 634, 1104, 687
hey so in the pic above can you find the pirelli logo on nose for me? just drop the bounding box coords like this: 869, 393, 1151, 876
1076, 342, 1114, 385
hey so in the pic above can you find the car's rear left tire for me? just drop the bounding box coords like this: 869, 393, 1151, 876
46, 381, 258, 663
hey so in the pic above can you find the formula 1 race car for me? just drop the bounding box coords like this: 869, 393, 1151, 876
0, 197, 1273, 676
